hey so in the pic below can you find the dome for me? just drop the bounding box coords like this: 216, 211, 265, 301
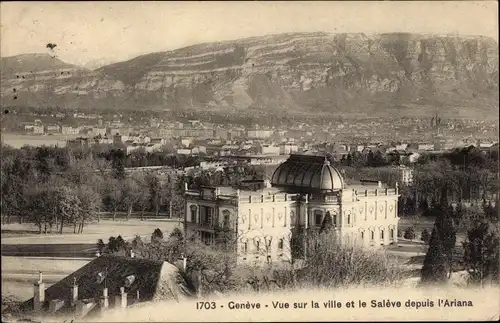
271, 154, 344, 192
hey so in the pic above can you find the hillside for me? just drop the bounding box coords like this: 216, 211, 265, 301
1, 32, 498, 119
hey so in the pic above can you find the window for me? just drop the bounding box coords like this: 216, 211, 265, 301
201, 232, 212, 246
278, 239, 284, 250
333, 213, 337, 225
222, 210, 230, 229
347, 214, 351, 225
190, 206, 197, 223
202, 206, 213, 226
381, 230, 384, 240
243, 241, 248, 253
255, 240, 260, 252
267, 239, 272, 248
314, 210, 323, 226
361, 232, 364, 240
390, 229, 394, 239
371, 231, 374, 240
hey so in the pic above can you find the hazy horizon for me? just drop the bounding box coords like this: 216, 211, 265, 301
1, 1, 498, 68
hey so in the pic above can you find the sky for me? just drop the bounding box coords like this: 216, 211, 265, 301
1, 1, 498, 68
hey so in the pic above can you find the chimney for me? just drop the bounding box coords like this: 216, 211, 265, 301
100, 288, 109, 313
49, 299, 65, 313
196, 270, 203, 298
33, 271, 46, 312
114, 287, 127, 309
70, 277, 79, 307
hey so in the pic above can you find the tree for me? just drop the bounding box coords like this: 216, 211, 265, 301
104, 178, 123, 221
462, 218, 499, 285
108, 236, 118, 253
121, 176, 142, 220
319, 212, 333, 235
75, 185, 101, 233
151, 228, 164, 243
110, 149, 126, 180
97, 239, 105, 253
403, 227, 416, 240
420, 229, 431, 244
420, 188, 457, 284
169, 227, 184, 241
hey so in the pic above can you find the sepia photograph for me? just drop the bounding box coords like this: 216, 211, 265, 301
0, 1, 499, 322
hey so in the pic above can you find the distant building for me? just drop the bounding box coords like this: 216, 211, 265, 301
62, 126, 81, 135
279, 142, 299, 155
247, 129, 274, 139
33, 125, 45, 134
92, 127, 107, 136
184, 154, 400, 266
259, 144, 280, 155
46, 124, 61, 133
395, 165, 414, 186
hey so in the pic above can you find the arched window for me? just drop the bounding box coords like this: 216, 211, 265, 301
371, 231, 374, 240
361, 231, 364, 240
278, 238, 284, 250
347, 214, 351, 225
255, 239, 260, 252
381, 230, 384, 240
390, 228, 394, 239
243, 241, 248, 253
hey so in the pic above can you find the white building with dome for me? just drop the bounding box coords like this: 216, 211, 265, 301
184, 154, 400, 266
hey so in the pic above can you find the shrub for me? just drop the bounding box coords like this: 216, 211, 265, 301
397, 229, 403, 238
151, 228, 164, 243
96, 239, 105, 253
169, 227, 184, 241
404, 227, 416, 240
298, 232, 403, 288
420, 229, 431, 244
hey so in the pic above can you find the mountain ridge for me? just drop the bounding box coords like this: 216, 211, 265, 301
1, 32, 498, 119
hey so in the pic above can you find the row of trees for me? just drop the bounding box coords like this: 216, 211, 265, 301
0, 144, 185, 232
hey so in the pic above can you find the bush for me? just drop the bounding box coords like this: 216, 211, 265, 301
169, 227, 184, 241
151, 228, 164, 243
96, 239, 105, 253
403, 227, 416, 240
420, 229, 431, 244
299, 232, 403, 288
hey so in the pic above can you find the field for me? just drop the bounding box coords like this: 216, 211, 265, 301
1, 133, 82, 148
1, 219, 182, 302
1, 218, 182, 245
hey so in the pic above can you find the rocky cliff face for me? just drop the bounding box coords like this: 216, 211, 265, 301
1, 33, 498, 118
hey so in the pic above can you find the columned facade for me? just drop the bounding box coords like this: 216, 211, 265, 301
184, 154, 400, 266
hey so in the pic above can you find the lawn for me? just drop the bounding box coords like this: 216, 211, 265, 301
1, 219, 182, 245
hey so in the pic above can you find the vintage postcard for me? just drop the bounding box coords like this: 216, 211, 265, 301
1, 1, 499, 322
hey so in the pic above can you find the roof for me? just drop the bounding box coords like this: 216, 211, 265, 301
22, 255, 195, 316
271, 154, 344, 192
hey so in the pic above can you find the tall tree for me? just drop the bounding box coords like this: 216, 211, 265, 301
462, 218, 500, 285
420, 187, 456, 284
